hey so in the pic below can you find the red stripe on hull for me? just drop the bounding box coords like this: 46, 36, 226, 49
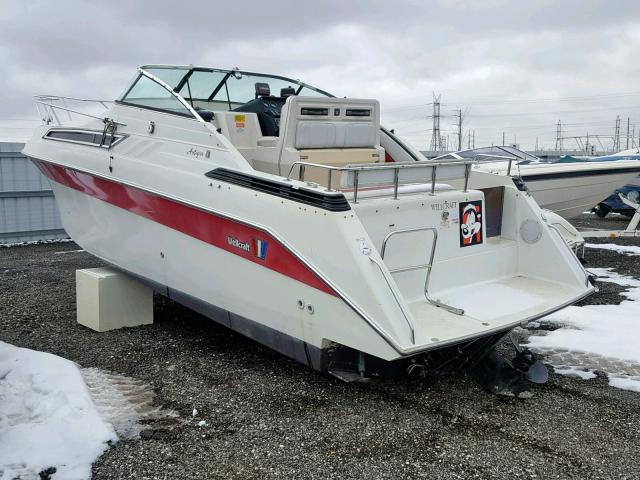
33, 160, 335, 296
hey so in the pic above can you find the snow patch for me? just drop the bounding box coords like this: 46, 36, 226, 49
0, 238, 72, 248
609, 375, 640, 392
553, 367, 597, 380
524, 268, 640, 393
0, 342, 116, 480
585, 243, 640, 256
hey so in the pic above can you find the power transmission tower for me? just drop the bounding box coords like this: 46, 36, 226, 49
555, 120, 563, 151
467, 129, 471, 149
454, 108, 463, 151
626, 117, 630, 150
429, 93, 442, 151
472, 130, 475, 149
614, 115, 621, 152
585, 133, 589, 155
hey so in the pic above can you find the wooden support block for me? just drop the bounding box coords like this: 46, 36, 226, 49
76, 267, 153, 332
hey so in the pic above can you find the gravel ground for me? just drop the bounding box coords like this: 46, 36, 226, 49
1, 214, 639, 480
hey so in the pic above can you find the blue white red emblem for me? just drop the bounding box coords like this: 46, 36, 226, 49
254, 238, 268, 260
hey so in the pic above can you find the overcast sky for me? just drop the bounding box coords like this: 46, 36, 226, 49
2, 0, 640, 151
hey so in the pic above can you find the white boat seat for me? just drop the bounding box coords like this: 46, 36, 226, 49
296, 122, 377, 149
296, 148, 383, 187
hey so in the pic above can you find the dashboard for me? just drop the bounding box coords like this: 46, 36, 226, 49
233, 96, 286, 137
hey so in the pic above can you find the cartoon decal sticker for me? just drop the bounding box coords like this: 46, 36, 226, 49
459, 200, 483, 247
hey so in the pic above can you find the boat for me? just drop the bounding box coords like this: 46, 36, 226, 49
586, 146, 640, 162
593, 183, 640, 218
23, 65, 595, 394
433, 146, 640, 219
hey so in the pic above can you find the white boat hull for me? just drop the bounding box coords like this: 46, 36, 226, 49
471, 162, 640, 219
521, 169, 640, 219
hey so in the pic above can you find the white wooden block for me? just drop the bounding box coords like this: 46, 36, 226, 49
76, 267, 153, 332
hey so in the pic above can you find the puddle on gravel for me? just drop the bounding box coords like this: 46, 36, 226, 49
81, 368, 179, 440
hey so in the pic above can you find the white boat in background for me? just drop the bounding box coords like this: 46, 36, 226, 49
433, 146, 640, 219
590, 146, 640, 162
23, 65, 595, 394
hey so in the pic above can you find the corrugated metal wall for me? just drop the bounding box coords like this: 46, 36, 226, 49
0, 142, 67, 244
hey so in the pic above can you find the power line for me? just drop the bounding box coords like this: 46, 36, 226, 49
384, 90, 640, 112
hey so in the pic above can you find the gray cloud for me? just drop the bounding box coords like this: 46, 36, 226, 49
2, 0, 640, 150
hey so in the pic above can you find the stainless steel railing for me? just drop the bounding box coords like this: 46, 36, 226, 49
287, 158, 475, 203
35, 95, 127, 150
432, 151, 522, 176
34, 95, 125, 126
380, 227, 464, 316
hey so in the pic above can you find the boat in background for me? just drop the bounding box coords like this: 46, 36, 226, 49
585, 146, 640, 162
578, 147, 640, 217
433, 146, 640, 219
23, 65, 595, 395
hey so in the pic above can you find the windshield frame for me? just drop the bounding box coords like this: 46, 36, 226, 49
116, 65, 333, 119
117, 68, 204, 121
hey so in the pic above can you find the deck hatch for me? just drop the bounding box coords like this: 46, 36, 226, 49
205, 168, 351, 212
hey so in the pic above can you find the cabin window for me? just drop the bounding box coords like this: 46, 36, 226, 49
120, 75, 193, 117
44, 129, 125, 148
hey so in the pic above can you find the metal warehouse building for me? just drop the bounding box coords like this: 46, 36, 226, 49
0, 141, 67, 244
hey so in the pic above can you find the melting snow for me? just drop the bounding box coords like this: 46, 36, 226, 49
0, 238, 73, 248
0, 342, 175, 479
525, 267, 640, 392
81, 368, 173, 440
553, 367, 597, 380
609, 376, 640, 393
585, 243, 640, 256
0, 341, 116, 480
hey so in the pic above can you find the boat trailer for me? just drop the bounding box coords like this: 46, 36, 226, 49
545, 192, 640, 258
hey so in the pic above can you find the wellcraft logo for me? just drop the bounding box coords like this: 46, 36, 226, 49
227, 235, 268, 260
227, 236, 250, 252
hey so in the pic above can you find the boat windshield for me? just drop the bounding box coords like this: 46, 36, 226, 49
118, 65, 333, 116
434, 146, 541, 164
